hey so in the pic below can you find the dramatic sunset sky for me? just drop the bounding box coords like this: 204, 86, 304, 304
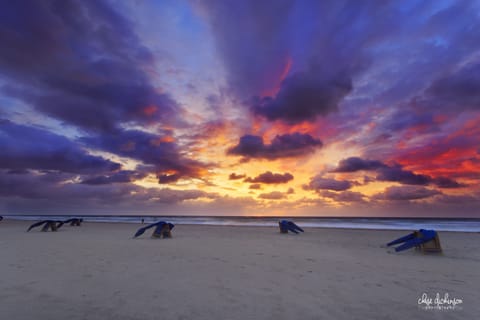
1, 0, 479, 217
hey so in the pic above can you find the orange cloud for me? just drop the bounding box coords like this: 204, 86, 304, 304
150, 136, 175, 146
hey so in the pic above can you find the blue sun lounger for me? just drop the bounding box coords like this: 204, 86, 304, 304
27, 220, 64, 232
134, 221, 175, 238
279, 220, 304, 234
64, 218, 83, 226
387, 229, 440, 252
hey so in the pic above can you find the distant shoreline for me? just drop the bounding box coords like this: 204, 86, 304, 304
4, 215, 480, 232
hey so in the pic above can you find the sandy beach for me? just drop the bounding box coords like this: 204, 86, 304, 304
1, 220, 478, 320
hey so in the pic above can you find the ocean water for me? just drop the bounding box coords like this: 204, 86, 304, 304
3, 215, 480, 232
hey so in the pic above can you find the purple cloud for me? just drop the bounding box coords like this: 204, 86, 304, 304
432, 177, 464, 189
0, 169, 217, 213
374, 186, 441, 201
377, 166, 464, 189
320, 190, 366, 203
305, 176, 352, 192
424, 62, 480, 111
81, 128, 209, 183
228, 133, 322, 159
81, 170, 148, 185
333, 157, 386, 172
196, 0, 292, 97
252, 69, 352, 123
245, 171, 293, 184
200, 0, 398, 123
376, 165, 431, 185
333, 157, 464, 188
0, 0, 179, 133
0, 120, 119, 174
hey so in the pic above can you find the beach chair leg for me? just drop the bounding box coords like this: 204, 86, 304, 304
420, 235, 442, 253
161, 225, 172, 238
162, 231, 171, 238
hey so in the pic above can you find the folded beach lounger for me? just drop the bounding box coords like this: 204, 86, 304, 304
387, 229, 441, 253
64, 218, 83, 226
27, 220, 64, 232
387, 232, 416, 247
152, 222, 175, 238
279, 220, 304, 234
133, 221, 175, 238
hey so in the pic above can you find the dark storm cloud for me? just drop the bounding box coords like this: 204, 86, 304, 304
80, 170, 148, 185
157, 173, 183, 184
0, 119, 119, 174
0, 0, 203, 186
81, 128, 209, 183
244, 171, 293, 184
227, 133, 322, 159
252, 69, 352, 123
304, 176, 352, 192
376, 165, 431, 185
381, 109, 438, 134
6, 169, 30, 175
333, 157, 385, 172
424, 62, 480, 111
0, 169, 216, 210
0, 0, 179, 133
197, 0, 293, 97
373, 186, 441, 201
0, 170, 218, 215
333, 157, 464, 188
200, 0, 399, 123
377, 166, 465, 189
431, 177, 464, 189
2, 81, 179, 133
0, 170, 75, 199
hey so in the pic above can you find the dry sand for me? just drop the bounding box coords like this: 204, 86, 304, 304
0, 220, 479, 320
